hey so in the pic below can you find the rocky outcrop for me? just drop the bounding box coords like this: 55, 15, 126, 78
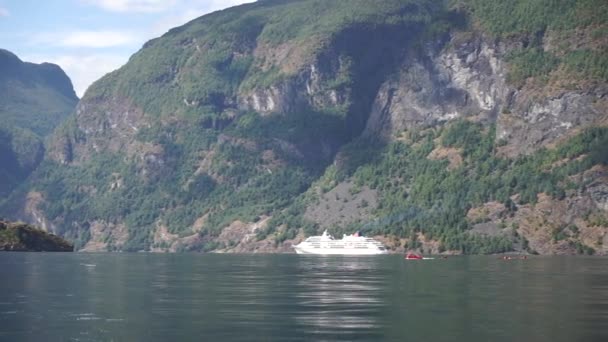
0, 220, 74, 252
239, 59, 349, 116
364, 35, 509, 138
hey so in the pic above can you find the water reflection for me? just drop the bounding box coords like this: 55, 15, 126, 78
1, 254, 608, 341
293, 257, 387, 338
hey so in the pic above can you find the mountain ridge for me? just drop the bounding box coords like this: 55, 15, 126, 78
3, 0, 607, 254
0, 49, 78, 196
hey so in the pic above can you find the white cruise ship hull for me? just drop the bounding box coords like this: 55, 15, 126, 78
294, 230, 388, 255
293, 245, 388, 255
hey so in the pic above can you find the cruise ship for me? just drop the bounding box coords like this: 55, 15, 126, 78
293, 230, 388, 255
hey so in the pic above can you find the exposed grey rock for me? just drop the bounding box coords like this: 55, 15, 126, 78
304, 182, 378, 229
364, 35, 511, 138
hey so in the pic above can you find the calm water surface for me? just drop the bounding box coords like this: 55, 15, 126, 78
1, 254, 607, 341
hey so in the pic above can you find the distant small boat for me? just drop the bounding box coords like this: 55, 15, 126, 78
405, 253, 423, 260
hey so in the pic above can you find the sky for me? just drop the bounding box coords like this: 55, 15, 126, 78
0, 0, 255, 97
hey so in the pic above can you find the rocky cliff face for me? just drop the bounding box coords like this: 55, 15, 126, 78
364, 32, 607, 155
6, 0, 607, 254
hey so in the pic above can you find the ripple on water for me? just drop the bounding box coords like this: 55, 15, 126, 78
105, 318, 125, 322
70, 313, 102, 321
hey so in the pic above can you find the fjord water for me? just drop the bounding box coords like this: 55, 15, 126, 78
1, 254, 607, 341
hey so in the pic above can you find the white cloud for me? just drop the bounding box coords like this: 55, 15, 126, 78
152, 0, 256, 36
61, 30, 137, 48
84, 0, 176, 13
152, 9, 208, 36
0, 7, 9, 17
24, 54, 128, 97
31, 30, 138, 48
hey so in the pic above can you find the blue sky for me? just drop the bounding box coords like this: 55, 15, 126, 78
0, 0, 255, 96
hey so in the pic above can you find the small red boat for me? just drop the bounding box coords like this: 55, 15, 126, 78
405, 252, 423, 260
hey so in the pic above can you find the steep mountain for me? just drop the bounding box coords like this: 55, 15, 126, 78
0, 49, 78, 196
0, 49, 78, 136
4, 0, 607, 254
